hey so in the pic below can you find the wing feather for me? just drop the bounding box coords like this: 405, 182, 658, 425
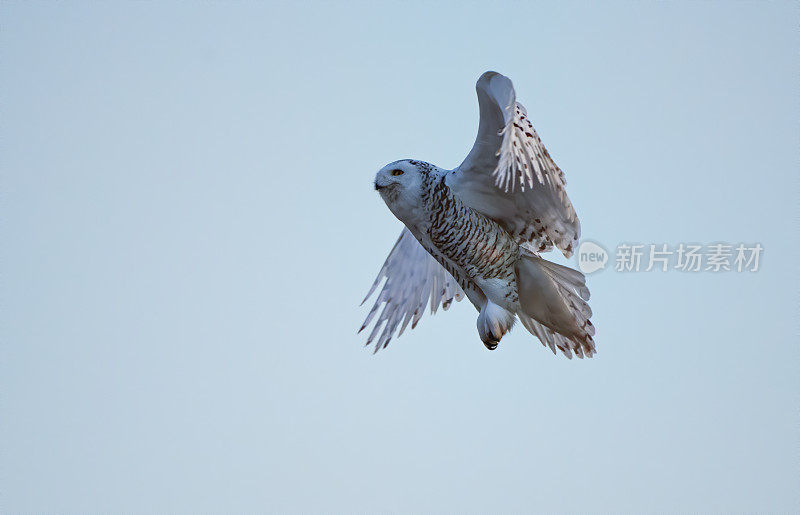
360, 228, 464, 352
448, 71, 581, 257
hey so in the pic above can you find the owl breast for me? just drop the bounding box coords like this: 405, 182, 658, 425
416, 176, 520, 307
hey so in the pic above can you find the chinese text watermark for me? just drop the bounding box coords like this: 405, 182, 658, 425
576, 241, 763, 274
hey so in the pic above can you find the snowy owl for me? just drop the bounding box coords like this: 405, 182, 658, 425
360, 71, 595, 358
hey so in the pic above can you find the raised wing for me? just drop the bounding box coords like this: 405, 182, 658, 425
447, 71, 580, 257
360, 228, 464, 353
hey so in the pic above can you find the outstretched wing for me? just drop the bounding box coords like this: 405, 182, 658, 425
447, 71, 580, 257
360, 228, 464, 352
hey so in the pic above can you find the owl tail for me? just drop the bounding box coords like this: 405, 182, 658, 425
514, 253, 596, 359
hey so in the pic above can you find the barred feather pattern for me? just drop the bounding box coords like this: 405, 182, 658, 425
421, 175, 520, 291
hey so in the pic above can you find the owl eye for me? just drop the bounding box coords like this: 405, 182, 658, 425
390, 169, 404, 176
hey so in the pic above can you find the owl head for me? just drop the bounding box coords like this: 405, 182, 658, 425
373, 160, 432, 219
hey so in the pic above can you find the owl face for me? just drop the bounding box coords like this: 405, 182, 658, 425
374, 160, 421, 190
375, 160, 422, 198
374, 160, 428, 221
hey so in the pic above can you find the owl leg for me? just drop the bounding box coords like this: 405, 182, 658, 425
476, 301, 516, 350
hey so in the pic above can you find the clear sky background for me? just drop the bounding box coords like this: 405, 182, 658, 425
2, 1, 798, 512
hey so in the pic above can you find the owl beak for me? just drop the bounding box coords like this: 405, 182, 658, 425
374, 182, 386, 191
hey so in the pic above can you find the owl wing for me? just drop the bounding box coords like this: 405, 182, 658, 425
360, 228, 465, 353
447, 71, 580, 257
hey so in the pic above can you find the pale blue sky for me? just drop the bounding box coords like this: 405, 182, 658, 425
2, 1, 798, 512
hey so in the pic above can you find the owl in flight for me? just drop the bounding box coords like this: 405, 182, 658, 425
360, 72, 595, 358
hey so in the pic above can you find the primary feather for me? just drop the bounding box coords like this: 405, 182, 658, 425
360, 228, 464, 353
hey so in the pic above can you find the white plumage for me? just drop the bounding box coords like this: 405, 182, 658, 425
361, 72, 595, 358
360, 228, 464, 351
